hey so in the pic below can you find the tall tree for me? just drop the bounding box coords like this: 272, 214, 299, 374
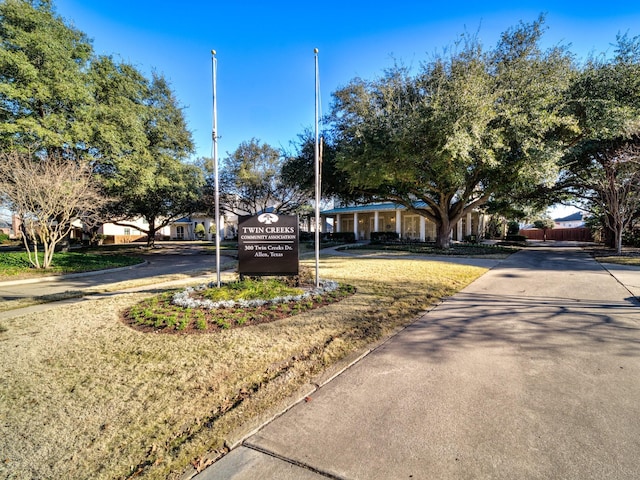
330, 17, 576, 248
562, 137, 640, 253
219, 138, 309, 216
0, 0, 202, 248
280, 129, 359, 204
0, 0, 94, 153
87, 55, 150, 169
103, 73, 201, 246
559, 33, 640, 251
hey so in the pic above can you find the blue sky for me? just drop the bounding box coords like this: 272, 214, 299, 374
53, 0, 640, 166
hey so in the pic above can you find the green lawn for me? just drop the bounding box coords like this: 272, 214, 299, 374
0, 251, 143, 278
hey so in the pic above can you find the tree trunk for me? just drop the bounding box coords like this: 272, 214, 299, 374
146, 217, 157, 247
616, 227, 623, 255
603, 214, 616, 248
435, 218, 452, 249
147, 226, 156, 247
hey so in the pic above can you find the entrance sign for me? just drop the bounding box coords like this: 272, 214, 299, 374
238, 214, 299, 275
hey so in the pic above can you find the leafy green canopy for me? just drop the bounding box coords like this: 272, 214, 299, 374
219, 138, 309, 216
559, 34, 640, 251
0, 0, 201, 246
330, 17, 577, 247
0, 0, 93, 152
101, 73, 202, 245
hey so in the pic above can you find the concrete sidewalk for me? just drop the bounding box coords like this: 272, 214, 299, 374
198, 247, 640, 480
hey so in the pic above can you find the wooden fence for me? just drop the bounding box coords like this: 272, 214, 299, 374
520, 227, 593, 242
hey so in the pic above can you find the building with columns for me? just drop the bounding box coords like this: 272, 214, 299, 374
320, 202, 487, 242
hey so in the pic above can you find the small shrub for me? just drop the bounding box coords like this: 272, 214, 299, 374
505, 234, 527, 242
202, 278, 303, 302
507, 221, 520, 236
370, 231, 399, 243
463, 234, 478, 243
166, 315, 178, 328
177, 318, 189, 331
299, 231, 314, 242
194, 223, 206, 239
326, 232, 356, 243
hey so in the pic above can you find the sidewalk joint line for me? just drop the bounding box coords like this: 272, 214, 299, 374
243, 442, 348, 480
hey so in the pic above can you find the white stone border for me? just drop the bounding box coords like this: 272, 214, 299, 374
172, 280, 340, 310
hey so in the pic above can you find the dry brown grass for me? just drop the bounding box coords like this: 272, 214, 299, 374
595, 256, 640, 266
0, 254, 489, 479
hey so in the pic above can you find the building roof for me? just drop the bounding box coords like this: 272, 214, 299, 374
321, 201, 427, 215
555, 212, 583, 222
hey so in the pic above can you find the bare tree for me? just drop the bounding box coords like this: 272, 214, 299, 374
597, 143, 640, 254
565, 139, 640, 254
217, 139, 311, 216
0, 151, 105, 268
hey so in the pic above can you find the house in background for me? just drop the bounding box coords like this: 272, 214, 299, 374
554, 211, 585, 228
96, 219, 170, 244
170, 214, 223, 241
8, 213, 233, 244
320, 202, 487, 242
0, 219, 12, 238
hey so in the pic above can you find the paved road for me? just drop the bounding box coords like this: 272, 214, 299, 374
0, 244, 233, 302
200, 246, 640, 480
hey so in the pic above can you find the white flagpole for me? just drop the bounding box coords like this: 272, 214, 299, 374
211, 50, 221, 287
314, 48, 320, 288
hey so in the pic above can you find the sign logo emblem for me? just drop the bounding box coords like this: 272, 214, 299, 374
257, 213, 279, 225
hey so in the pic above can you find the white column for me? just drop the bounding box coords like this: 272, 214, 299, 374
353, 212, 359, 239
420, 216, 426, 242
374, 211, 379, 232
218, 215, 225, 240
457, 219, 463, 241
466, 212, 472, 237
336, 214, 341, 233
396, 210, 402, 238
204, 219, 212, 241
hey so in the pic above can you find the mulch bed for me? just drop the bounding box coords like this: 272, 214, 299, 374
122, 284, 356, 334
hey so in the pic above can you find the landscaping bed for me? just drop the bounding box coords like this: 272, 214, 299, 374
340, 242, 518, 256
124, 277, 356, 334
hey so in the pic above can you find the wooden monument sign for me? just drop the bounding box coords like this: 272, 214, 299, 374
238, 213, 299, 276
